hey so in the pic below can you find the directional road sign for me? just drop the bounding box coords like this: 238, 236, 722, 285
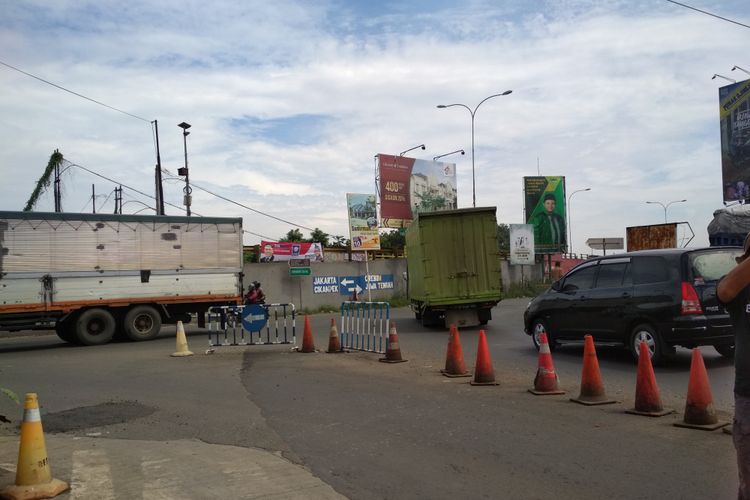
241, 304, 268, 332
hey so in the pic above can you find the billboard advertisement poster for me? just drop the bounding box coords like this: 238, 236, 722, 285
626, 224, 677, 252
524, 176, 567, 254
378, 154, 457, 228
509, 224, 535, 265
346, 193, 381, 250
720, 79, 750, 202
259, 241, 324, 263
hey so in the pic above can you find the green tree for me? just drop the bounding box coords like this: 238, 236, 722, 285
309, 228, 330, 247
497, 224, 510, 254
280, 229, 305, 242
380, 229, 405, 250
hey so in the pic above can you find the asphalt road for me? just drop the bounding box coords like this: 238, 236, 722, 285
0, 298, 739, 499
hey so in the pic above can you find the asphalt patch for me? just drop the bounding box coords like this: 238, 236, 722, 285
42, 401, 156, 433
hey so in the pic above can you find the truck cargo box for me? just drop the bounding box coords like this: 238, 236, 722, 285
406, 207, 502, 326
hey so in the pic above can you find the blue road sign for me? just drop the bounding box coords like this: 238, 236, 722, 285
242, 304, 268, 332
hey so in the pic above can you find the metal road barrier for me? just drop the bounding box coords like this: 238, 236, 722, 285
340, 301, 390, 354
206, 303, 296, 353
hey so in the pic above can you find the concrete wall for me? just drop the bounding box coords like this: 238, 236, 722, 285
244, 259, 407, 311
245, 258, 546, 311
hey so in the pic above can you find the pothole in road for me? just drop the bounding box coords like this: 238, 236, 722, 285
42, 401, 156, 433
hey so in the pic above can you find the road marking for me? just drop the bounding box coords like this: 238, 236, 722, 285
70, 449, 115, 500
141, 457, 181, 499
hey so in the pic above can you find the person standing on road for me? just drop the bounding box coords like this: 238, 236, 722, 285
717, 233, 750, 500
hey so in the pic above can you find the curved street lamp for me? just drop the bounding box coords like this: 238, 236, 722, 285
646, 199, 687, 223
732, 65, 750, 76
433, 149, 465, 161
399, 144, 425, 156
567, 188, 591, 255
437, 90, 512, 207
712, 74, 736, 83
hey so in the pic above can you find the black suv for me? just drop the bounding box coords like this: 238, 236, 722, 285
523, 247, 742, 364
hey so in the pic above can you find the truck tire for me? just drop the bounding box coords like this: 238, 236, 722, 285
123, 305, 162, 341
75, 308, 116, 346
55, 317, 78, 344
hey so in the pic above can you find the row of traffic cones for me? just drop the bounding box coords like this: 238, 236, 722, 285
442, 328, 728, 430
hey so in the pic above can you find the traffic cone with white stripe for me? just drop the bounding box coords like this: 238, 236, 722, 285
326, 318, 342, 353
0, 393, 69, 500
529, 332, 565, 395
379, 321, 407, 363
171, 320, 194, 357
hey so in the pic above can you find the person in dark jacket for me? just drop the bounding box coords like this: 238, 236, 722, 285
717, 233, 750, 500
244, 281, 266, 305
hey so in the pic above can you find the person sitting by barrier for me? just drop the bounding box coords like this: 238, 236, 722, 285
245, 281, 266, 305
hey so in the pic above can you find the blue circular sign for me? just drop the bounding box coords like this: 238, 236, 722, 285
242, 304, 268, 332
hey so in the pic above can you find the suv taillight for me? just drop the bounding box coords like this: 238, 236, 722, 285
681, 282, 703, 315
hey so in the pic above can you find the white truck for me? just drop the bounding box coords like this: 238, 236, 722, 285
0, 211, 243, 345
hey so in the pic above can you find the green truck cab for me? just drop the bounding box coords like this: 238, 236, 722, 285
405, 207, 502, 328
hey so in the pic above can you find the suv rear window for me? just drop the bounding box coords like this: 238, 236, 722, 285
690, 249, 743, 281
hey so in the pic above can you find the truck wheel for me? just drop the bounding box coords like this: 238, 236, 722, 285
55, 317, 78, 344
75, 308, 116, 346
123, 306, 162, 341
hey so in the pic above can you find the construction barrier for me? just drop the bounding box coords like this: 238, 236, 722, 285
340, 301, 390, 354
206, 303, 296, 353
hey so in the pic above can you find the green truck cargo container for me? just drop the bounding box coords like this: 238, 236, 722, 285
405, 207, 502, 327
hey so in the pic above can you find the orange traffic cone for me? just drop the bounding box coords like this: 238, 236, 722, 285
0, 393, 69, 500
470, 330, 499, 385
674, 348, 728, 430
626, 341, 673, 417
442, 324, 470, 377
326, 318, 342, 353
297, 315, 316, 353
529, 332, 565, 395
379, 321, 407, 363
570, 335, 615, 405
171, 320, 194, 357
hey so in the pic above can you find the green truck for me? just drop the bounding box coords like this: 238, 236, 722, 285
405, 207, 503, 328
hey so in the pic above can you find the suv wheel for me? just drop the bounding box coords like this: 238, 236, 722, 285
630, 324, 664, 365
531, 319, 556, 351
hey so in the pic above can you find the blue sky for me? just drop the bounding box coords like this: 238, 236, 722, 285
0, 0, 749, 250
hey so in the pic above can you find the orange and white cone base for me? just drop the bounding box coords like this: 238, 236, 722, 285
674, 348, 728, 430
0, 393, 69, 500
529, 332, 565, 395
171, 321, 194, 357
379, 321, 407, 363
625, 341, 673, 417
570, 335, 615, 405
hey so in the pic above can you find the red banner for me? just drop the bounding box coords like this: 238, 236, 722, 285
378, 154, 415, 227
259, 241, 324, 262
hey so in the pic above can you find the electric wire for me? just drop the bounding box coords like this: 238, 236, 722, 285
0, 60, 152, 122
664, 0, 750, 29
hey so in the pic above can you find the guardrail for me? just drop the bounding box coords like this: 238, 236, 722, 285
206, 303, 296, 353
340, 301, 390, 354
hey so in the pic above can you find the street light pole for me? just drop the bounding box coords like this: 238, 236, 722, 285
567, 187, 591, 255
437, 90, 512, 207
178, 122, 192, 216
646, 199, 687, 223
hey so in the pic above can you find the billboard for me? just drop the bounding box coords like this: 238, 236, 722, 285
378, 154, 457, 228
509, 224, 535, 265
523, 176, 567, 254
626, 224, 677, 252
346, 193, 380, 251
258, 241, 324, 262
720, 79, 750, 202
